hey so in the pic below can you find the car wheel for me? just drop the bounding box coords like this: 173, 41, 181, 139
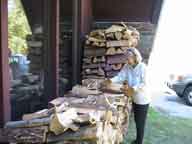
183, 86, 192, 106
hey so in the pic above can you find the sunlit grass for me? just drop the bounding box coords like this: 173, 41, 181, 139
123, 108, 192, 144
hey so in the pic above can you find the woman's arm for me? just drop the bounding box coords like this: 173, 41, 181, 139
132, 63, 147, 92
111, 64, 127, 84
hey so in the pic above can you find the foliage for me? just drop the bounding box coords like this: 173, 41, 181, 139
8, 0, 31, 54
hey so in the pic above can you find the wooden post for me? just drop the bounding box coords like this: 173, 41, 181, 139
151, 0, 164, 24
72, 0, 92, 85
43, 0, 60, 103
0, 0, 11, 126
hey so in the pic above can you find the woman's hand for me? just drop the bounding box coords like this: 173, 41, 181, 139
121, 81, 134, 97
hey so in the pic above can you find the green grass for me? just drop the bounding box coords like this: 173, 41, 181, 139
123, 108, 192, 144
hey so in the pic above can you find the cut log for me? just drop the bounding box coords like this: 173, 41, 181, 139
93, 57, 97, 63
87, 37, 106, 43
98, 67, 105, 76
105, 25, 125, 34
82, 63, 105, 69
71, 85, 102, 97
84, 48, 106, 57
0, 126, 48, 143
5, 117, 51, 128
106, 40, 130, 47
114, 31, 123, 40
50, 109, 79, 135
106, 32, 115, 40
73, 114, 90, 124
116, 48, 124, 54
49, 97, 66, 106
106, 54, 127, 64
105, 47, 116, 55
47, 126, 97, 143
27, 41, 43, 47
22, 108, 54, 120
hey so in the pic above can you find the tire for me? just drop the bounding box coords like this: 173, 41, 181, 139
183, 86, 192, 106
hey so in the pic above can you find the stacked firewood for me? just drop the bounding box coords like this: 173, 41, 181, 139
26, 24, 73, 95
1, 80, 131, 144
83, 23, 140, 79
10, 73, 45, 120
27, 34, 44, 75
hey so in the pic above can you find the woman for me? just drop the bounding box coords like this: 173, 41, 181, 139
110, 48, 150, 144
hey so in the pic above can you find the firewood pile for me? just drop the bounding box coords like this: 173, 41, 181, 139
1, 80, 132, 144
26, 24, 73, 95
83, 23, 140, 79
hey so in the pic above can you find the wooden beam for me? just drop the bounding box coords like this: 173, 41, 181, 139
0, 0, 10, 126
151, 0, 164, 24
72, 0, 81, 85
43, 0, 60, 102
72, 0, 92, 85
80, 0, 92, 35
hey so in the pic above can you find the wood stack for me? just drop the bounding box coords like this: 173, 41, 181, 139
26, 24, 73, 95
1, 81, 131, 144
10, 73, 45, 120
83, 23, 140, 79
27, 34, 44, 75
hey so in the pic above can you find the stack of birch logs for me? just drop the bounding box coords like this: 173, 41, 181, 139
83, 23, 140, 79
1, 80, 131, 144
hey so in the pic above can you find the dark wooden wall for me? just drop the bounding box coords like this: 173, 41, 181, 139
21, 0, 163, 29
92, 0, 154, 22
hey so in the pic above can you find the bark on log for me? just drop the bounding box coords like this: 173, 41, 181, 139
106, 40, 130, 47
47, 126, 97, 143
0, 126, 48, 143
5, 117, 51, 128
22, 108, 54, 120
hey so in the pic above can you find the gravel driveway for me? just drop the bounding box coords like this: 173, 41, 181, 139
151, 89, 192, 119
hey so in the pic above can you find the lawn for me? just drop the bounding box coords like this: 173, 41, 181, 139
123, 108, 192, 144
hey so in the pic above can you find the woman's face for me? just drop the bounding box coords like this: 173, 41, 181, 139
127, 56, 136, 66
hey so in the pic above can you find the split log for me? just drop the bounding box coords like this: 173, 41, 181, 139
105, 47, 116, 55
114, 31, 123, 40
84, 48, 106, 57
106, 40, 130, 47
82, 63, 105, 69
82, 79, 103, 90
106, 54, 127, 64
71, 85, 102, 97
89, 29, 105, 40
27, 41, 43, 47
105, 25, 125, 34
22, 108, 54, 120
50, 109, 79, 135
83, 57, 92, 64
98, 67, 105, 76
5, 117, 51, 128
116, 48, 124, 54
106, 32, 115, 40
73, 114, 90, 124
47, 126, 97, 143
0, 126, 48, 143
82, 75, 105, 80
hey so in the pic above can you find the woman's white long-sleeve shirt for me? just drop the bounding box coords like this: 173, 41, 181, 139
111, 62, 151, 105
